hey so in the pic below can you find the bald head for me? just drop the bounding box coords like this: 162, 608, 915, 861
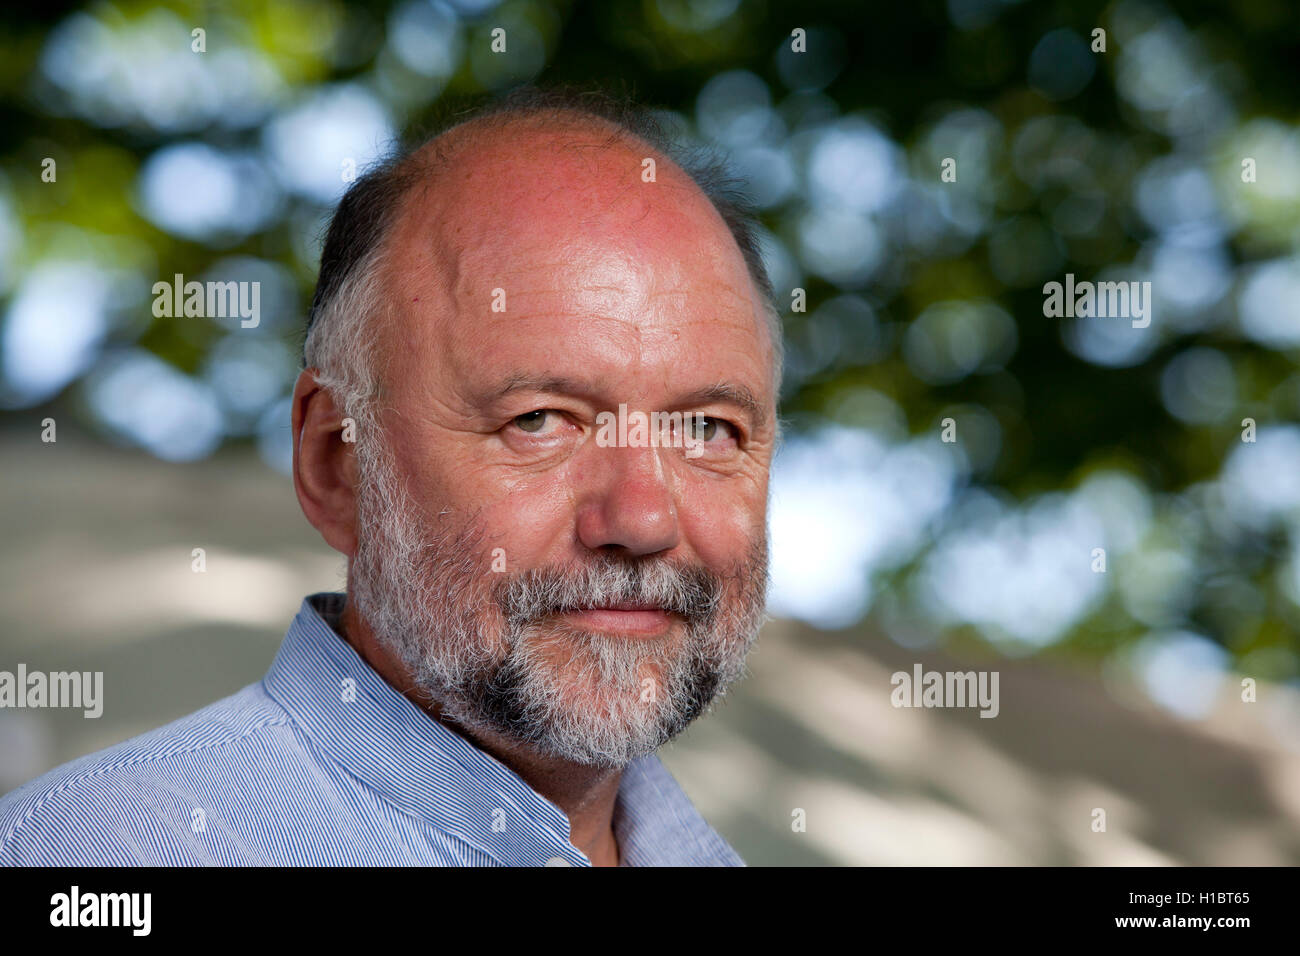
376, 116, 771, 401
304, 88, 783, 423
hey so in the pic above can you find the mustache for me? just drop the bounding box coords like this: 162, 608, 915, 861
495, 555, 723, 626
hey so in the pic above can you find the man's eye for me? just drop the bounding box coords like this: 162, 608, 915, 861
513, 410, 554, 434
687, 417, 732, 442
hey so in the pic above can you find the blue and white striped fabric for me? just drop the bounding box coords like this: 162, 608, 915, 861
0, 593, 744, 867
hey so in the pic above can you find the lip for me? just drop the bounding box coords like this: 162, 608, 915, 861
558, 606, 675, 636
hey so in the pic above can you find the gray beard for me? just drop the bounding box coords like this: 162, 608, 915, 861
347, 430, 770, 768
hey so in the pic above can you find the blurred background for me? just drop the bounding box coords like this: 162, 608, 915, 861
2, 0, 1299, 864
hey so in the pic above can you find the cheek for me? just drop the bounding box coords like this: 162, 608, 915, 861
473, 477, 576, 566
679, 480, 768, 568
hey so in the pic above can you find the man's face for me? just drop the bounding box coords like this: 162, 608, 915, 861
347, 126, 777, 767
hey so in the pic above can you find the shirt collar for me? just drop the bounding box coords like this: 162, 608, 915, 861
613, 749, 746, 866
262, 593, 743, 867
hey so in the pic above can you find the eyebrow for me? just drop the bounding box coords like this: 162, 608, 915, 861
489, 374, 770, 430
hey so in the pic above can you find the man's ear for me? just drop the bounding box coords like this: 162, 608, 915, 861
291, 368, 360, 557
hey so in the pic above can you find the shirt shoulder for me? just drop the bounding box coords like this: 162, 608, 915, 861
0, 682, 296, 866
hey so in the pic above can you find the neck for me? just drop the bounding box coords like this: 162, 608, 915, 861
337, 598, 623, 866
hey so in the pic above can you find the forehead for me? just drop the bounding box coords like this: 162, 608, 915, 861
376, 122, 772, 395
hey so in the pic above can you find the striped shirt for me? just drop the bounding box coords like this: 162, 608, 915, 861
0, 593, 744, 867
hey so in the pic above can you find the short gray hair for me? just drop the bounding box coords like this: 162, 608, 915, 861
303, 86, 784, 441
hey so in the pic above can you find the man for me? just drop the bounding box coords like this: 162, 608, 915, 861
0, 87, 782, 866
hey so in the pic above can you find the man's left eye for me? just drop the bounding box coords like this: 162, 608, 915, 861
687, 417, 735, 442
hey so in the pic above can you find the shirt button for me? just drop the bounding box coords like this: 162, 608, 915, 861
544, 856, 571, 866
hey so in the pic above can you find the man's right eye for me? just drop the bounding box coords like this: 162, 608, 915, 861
512, 410, 553, 434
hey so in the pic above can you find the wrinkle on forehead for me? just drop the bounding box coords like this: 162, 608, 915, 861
371, 116, 773, 394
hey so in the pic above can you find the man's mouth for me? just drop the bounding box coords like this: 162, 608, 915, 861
557, 603, 677, 635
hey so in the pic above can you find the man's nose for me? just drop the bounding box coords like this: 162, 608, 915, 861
575, 442, 680, 556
